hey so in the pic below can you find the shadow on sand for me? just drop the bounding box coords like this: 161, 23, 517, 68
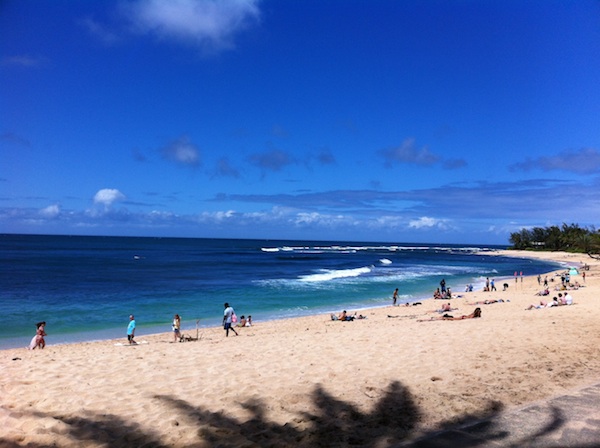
0, 380, 579, 447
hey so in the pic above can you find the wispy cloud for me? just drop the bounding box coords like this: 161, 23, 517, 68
379, 138, 466, 170
379, 138, 440, 167
248, 148, 294, 172
161, 136, 201, 167
213, 157, 240, 178
1, 55, 43, 68
120, 0, 261, 51
0, 132, 31, 148
509, 147, 600, 175
316, 149, 336, 166
80, 17, 121, 45
443, 158, 467, 170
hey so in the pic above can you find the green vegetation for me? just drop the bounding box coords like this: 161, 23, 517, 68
509, 223, 600, 257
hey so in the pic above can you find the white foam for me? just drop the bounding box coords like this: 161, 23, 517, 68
299, 266, 372, 282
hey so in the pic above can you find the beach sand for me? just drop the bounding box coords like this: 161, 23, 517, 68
1, 250, 599, 447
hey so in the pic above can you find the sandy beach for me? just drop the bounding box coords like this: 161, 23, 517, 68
1, 250, 599, 447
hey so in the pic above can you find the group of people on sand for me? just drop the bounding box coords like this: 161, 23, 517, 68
433, 287, 453, 300
28, 304, 255, 349
222, 302, 252, 337
526, 292, 573, 309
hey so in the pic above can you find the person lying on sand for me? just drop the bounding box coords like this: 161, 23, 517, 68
418, 307, 481, 322
330, 311, 366, 321
526, 299, 560, 309
427, 302, 457, 313
465, 299, 508, 305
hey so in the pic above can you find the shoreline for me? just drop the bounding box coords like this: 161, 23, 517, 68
2, 249, 598, 447
0, 248, 565, 351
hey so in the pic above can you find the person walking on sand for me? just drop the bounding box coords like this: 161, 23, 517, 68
127, 314, 137, 345
223, 303, 238, 337
172, 314, 181, 342
392, 288, 399, 306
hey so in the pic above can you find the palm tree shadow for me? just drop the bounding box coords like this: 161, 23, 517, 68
153, 380, 420, 447
0, 380, 576, 447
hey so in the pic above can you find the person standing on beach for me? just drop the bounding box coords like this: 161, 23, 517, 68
127, 315, 136, 345
440, 279, 446, 294
28, 321, 47, 350
172, 314, 181, 342
392, 288, 399, 306
223, 303, 238, 337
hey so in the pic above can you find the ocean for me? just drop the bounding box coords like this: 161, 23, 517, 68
0, 234, 564, 349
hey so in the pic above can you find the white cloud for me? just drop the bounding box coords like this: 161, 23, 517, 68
94, 189, 126, 207
39, 204, 61, 218
408, 216, 448, 229
122, 0, 261, 50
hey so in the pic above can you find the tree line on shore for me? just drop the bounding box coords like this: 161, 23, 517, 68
509, 223, 600, 257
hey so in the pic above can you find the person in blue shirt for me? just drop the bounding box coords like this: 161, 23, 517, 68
127, 314, 136, 345
223, 303, 238, 337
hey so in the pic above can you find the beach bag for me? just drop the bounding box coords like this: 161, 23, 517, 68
232, 312, 238, 323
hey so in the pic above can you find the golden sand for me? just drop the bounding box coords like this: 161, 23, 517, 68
1, 250, 599, 447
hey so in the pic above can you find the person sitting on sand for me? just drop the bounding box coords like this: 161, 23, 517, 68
236, 315, 247, 327
433, 288, 442, 299
331, 310, 356, 321
245, 315, 252, 327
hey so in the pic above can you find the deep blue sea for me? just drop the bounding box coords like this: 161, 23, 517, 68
0, 234, 564, 349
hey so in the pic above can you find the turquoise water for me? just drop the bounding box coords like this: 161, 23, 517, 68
0, 234, 563, 349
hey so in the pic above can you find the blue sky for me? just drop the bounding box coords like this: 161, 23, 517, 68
1, 0, 600, 244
